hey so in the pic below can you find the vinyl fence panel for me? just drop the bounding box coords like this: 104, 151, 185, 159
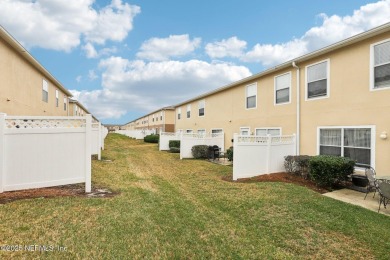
233, 134, 296, 180
159, 132, 181, 151
0, 114, 92, 193
180, 133, 224, 159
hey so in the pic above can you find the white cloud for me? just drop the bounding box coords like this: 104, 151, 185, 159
205, 37, 247, 58
76, 75, 82, 83
83, 43, 98, 58
73, 57, 251, 119
218, 0, 390, 66
88, 70, 98, 81
0, 0, 140, 52
136, 34, 201, 61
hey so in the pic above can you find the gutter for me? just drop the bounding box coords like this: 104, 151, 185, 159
292, 61, 300, 155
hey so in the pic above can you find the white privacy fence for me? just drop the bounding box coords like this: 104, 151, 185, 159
180, 133, 225, 159
116, 129, 155, 139
159, 132, 181, 151
233, 134, 296, 180
0, 114, 92, 193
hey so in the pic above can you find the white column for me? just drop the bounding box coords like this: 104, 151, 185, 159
0, 113, 6, 193
85, 114, 92, 193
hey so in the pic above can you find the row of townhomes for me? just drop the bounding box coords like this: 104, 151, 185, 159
0, 25, 93, 118
122, 106, 175, 134
123, 22, 390, 177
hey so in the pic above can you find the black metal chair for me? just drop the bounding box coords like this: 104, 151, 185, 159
364, 167, 377, 200
376, 179, 390, 212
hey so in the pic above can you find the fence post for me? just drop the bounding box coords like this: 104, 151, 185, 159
101, 126, 105, 150
266, 134, 271, 174
0, 113, 5, 193
85, 114, 92, 193
98, 122, 102, 160
179, 132, 184, 159
232, 133, 238, 180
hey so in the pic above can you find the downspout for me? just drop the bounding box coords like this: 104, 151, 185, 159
162, 109, 166, 132
292, 61, 300, 155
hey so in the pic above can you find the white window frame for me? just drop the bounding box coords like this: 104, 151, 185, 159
187, 104, 191, 119
370, 38, 390, 91
245, 83, 257, 109
63, 97, 67, 111
55, 90, 59, 107
255, 127, 282, 136
197, 129, 206, 137
198, 99, 205, 117
274, 72, 291, 105
186, 129, 193, 133
240, 127, 250, 136
42, 79, 48, 103
305, 59, 330, 101
316, 125, 376, 170
177, 108, 181, 120
160, 111, 163, 121
211, 128, 223, 134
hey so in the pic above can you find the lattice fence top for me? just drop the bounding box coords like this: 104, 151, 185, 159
5, 118, 86, 129
237, 135, 295, 144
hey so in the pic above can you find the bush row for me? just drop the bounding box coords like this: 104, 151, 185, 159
169, 140, 180, 153
284, 155, 355, 188
144, 134, 159, 143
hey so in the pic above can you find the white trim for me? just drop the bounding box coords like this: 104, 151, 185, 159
198, 99, 205, 117
305, 59, 330, 101
316, 125, 376, 170
274, 72, 291, 105
240, 126, 251, 135
370, 38, 390, 91
245, 83, 257, 109
255, 127, 282, 136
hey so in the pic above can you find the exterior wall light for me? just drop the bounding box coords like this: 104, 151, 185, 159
380, 131, 387, 140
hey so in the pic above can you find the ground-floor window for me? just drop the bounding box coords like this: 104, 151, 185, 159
255, 128, 281, 136
211, 129, 223, 134
186, 129, 193, 133
240, 127, 250, 135
318, 126, 373, 168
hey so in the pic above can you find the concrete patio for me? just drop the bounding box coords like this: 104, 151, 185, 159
324, 189, 390, 216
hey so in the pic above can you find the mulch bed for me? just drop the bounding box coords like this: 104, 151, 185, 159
0, 184, 118, 204
222, 172, 330, 194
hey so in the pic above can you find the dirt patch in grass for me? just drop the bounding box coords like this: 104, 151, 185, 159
222, 172, 329, 194
0, 184, 119, 204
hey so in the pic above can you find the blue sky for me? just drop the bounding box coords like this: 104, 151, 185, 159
1, 0, 390, 124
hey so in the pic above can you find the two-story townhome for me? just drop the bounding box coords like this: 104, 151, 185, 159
0, 25, 72, 116
129, 106, 175, 134
174, 22, 390, 176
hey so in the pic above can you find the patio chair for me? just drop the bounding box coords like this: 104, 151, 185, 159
364, 167, 377, 200
376, 179, 390, 213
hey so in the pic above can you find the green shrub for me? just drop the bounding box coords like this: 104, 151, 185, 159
169, 147, 180, 153
144, 134, 159, 143
308, 155, 355, 187
169, 140, 180, 148
284, 155, 311, 178
226, 147, 233, 161
191, 145, 209, 159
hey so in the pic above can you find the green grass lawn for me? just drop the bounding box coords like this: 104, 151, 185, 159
1, 133, 389, 259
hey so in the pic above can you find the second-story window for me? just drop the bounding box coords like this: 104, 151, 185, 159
371, 40, 390, 90
55, 90, 59, 107
42, 79, 48, 102
187, 104, 191, 118
275, 73, 291, 104
198, 99, 205, 116
306, 60, 329, 99
177, 108, 181, 120
246, 83, 257, 109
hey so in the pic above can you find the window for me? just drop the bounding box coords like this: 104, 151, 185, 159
319, 127, 373, 168
55, 90, 59, 107
197, 129, 206, 137
198, 99, 205, 116
306, 60, 329, 99
63, 97, 67, 111
160, 112, 163, 121
371, 40, 390, 90
255, 128, 281, 136
187, 104, 191, 118
186, 129, 193, 133
177, 108, 181, 120
246, 83, 257, 109
240, 127, 250, 136
275, 73, 291, 104
211, 129, 223, 134
42, 79, 48, 102
152, 115, 155, 122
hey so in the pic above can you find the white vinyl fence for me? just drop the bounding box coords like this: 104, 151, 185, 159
233, 134, 296, 180
159, 132, 181, 151
0, 114, 92, 193
180, 133, 225, 159
101, 126, 108, 150
116, 129, 155, 139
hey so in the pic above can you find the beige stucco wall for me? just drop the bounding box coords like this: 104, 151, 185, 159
0, 37, 70, 116
175, 68, 297, 149
175, 31, 390, 176
298, 33, 390, 175
133, 109, 175, 132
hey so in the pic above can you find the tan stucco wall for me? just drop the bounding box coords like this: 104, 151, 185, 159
0, 37, 69, 116
175, 31, 390, 176
133, 109, 175, 132
175, 68, 297, 149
